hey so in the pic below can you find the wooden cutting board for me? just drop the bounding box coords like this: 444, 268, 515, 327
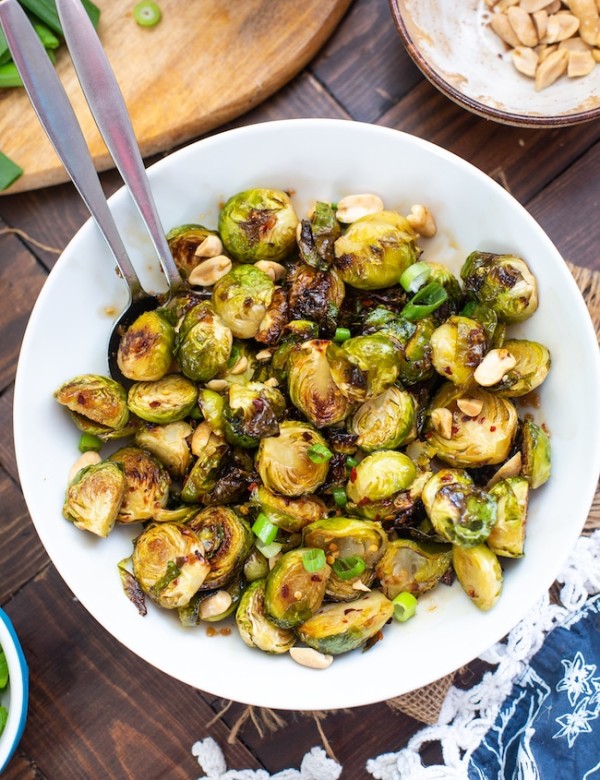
0, 0, 351, 194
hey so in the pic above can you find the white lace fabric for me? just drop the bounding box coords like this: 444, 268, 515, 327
192, 530, 600, 780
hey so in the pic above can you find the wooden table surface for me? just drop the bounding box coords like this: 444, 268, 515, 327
1, 0, 599, 777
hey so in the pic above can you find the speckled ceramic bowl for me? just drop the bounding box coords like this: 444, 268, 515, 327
0, 608, 28, 773
389, 0, 600, 127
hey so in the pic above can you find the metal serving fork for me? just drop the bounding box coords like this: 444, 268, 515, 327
0, 0, 185, 379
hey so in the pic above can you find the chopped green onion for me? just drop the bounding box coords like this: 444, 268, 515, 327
255, 539, 282, 559
252, 512, 278, 545
331, 487, 348, 508
133, 0, 162, 26
307, 442, 333, 464
33, 21, 61, 51
345, 456, 359, 468
0, 649, 7, 689
333, 327, 351, 343
78, 433, 102, 453
18, 0, 101, 36
0, 151, 23, 191
401, 282, 448, 322
332, 555, 366, 580
392, 591, 418, 622
303, 548, 326, 572
0, 62, 24, 88
399, 261, 431, 293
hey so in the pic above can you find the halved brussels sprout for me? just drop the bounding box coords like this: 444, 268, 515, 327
521, 419, 551, 489
430, 316, 486, 386
396, 316, 436, 386
346, 450, 416, 504
153, 504, 199, 524
270, 320, 320, 383
219, 188, 299, 263
487, 339, 551, 398
333, 211, 419, 290
295, 591, 394, 655
117, 310, 176, 382
297, 201, 341, 269
326, 342, 368, 404
255, 286, 289, 346
198, 388, 225, 434
223, 381, 285, 448
421, 468, 497, 547
426, 262, 463, 312
131, 522, 210, 609
461, 301, 504, 350
426, 383, 518, 468
181, 436, 228, 503
348, 386, 416, 451
253, 485, 328, 533
487, 477, 529, 558
255, 421, 331, 497
175, 302, 233, 382
288, 339, 351, 428
211, 264, 275, 339
166, 223, 218, 279
188, 506, 254, 589
336, 334, 401, 399
264, 548, 331, 628
134, 420, 193, 479
55, 374, 130, 431
63, 461, 126, 538
127, 375, 198, 423
460, 251, 538, 324
453, 544, 503, 611
287, 264, 346, 334
243, 548, 270, 582
108, 446, 170, 523
179, 577, 245, 626
236, 579, 296, 654
303, 517, 388, 601
376, 538, 453, 599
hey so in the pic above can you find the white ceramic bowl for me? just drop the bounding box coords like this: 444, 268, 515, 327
13, 119, 600, 710
0, 608, 28, 773
390, 0, 600, 127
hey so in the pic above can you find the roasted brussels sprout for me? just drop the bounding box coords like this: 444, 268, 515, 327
287, 264, 346, 334
211, 264, 275, 339
487, 477, 529, 558
219, 188, 299, 263
166, 223, 218, 279
127, 375, 198, 423
55, 374, 130, 431
188, 506, 254, 589
264, 548, 331, 628
348, 386, 416, 451
108, 446, 170, 523
426, 383, 518, 468
521, 419, 551, 489
175, 302, 233, 382
270, 319, 320, 383
453, 544, 503, 611
198, 388, 225, 434
63, 461, 126, 537
297, 201, 342, 269
376, 538, 453, 598
421, 468, 497, 547
255, 286, 289, 346
179, 577, 245, 626
131, 522, 210, 609
243, 548, 270, 582
346, 450, 416, 505
395, 316, 436, 386
487, 339, 551, 398
333, 211, 419, 290
256, 421, 331, 497
430, 316, 487, 386
253, 485, 328, 533
134, 420, 193, 479
288, 339, 351, 428
339, 334, 401, 399
460, 251, 538, 324
236, 579, 296, 653
181, 435, 228, 503
426, 262, 463, 313
296, 591, 394, 655
222, 381, 285, 448
117, 310, 176, 382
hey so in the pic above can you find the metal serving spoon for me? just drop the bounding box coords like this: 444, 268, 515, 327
0, 0, 185, 382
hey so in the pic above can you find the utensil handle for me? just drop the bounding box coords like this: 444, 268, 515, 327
56, 0, 183, 293
0, 0, 142, 299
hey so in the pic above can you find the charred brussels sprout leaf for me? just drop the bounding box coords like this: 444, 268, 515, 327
287, 263, 345, 335
181, 436, 228, 503
296, 591, 394, 655
487, 477, 529, 558
453, 544, 503, 611
430, 316, 487, 386
189, 506, 254, 589
487, 339, 551, 398
175, 302, 233, 382
55, 373, 130, 431
340, 334, 401, 398
134, 420, 193, 479
117, 310, 175, 382
63, 461, 126, 537
212, 264, 274, 339
127, 375, 198, 423
376, 538, 453, 599
521, 419, 551, 489
346, 450, 416, 505
236, 579, 296, 653
349, 386, 416, 451
264, 548, 331, 628
108, 446, 170, 523
297, 201, 342, 269
219, 188, 299, 263
460, 251, 538, 324
131, 522, 210, 609
288, 339, 351, 428
166, 223, 218, 279
223, 382, 285, 448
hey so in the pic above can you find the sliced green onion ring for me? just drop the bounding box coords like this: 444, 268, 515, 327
133, 0, 162, 26
333, 327, 351, 343
332, 555, 366, 581
303, 548, 326, 572
399, 261, 431, 293
401, 281, 448, 322
252, 512, 278, 545
307, 443, 333, 464
331, 487, 348, 508
78, 433, 103, 453
392, 591, 418, 622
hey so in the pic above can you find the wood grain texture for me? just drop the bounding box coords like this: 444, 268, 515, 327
0, 0, 351, 194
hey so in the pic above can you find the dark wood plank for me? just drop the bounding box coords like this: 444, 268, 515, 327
0, 385, 17, 482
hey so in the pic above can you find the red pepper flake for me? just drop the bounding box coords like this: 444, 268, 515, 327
489, 425, 496, 432
349, 467, 357, 483
451, 426, 459, 435
443, 366, 453, 375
